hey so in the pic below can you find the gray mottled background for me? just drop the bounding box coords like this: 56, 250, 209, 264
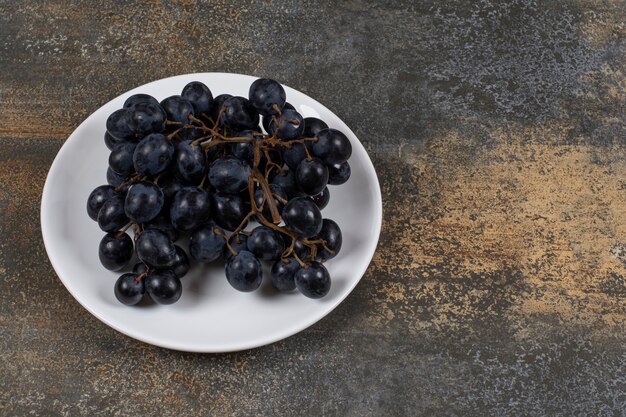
0, 0, 625, 416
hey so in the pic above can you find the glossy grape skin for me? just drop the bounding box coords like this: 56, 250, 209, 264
132, 262, 148, 275
145, 270, 182, 305
98, 194, 129, 232
87, 185, 118, 221
109, 142, 137, 176
210, 192, 250, 231
133, 133, 174, 176
181, 81, 213, 114
315, 219, 342, 261
107, 167, 126, 186
282, 197, 322, 237
221, 96, 259, 131
228, 130, 259, 164
171, 245, 190, 278
248, 78, 286, 116
136, 229, 177, 268
253, 184, 287, 219
225, 250, 263, 292
106, 108, 134, 140
104, 131, 129, 151
267, 109, 304, 140
114, 273, 145, 305
98, 232, 134, 271
303, 117, 328, 138
160, 176, 183, 203
246, 226, 285, 261
208, 156, 250, 194
189, 223, 226, 263
160, 95, 195, 124
327, 161, 351, 185
282, 143, 308, 171
210, 93, 232, 123
124, 181, 164, 223
144, 211, 180, 242
311, 128, 352, 165
309, 186, 330, 210
295, 261, 331, 298
169, 186, 211, 232
224, 233, 248, 259
175, 140, 207, 183
271, 258, 300, 292
293, 239, 312, 261
271, 170, 301, 199
128, 102, 166, 136
296, 158, 329, 196
124, 94, 160, 109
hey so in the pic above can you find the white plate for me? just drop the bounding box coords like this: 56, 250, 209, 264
41, 73, 382, 352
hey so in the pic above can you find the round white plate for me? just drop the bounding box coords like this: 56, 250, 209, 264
41, 73, 382, 352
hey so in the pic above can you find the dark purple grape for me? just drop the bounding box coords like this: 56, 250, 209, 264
221, 96, 259, 131
315, 219, 342, 261
114, 273, 145, 305
109, 142, 137, 176
210, 93, 232, 123
271, 258, 300, 292
208, 156, 250, 194
128, 102, 166, 136
282, 143, 308, 171
87, 185, 118, 221
170, 186, 211, 232
124, 181, 164, 223
311, 128, 352, 165
133, 133, 174, 176
296, 158, 329, 196
189, 223, 225, 263
267, 109, 304, 140
160, 176, 183, 203
228, 130, 259, 164
98, 194, 129, 232
106, 167, 127, 187
106, 108, 134, 141
271, 170, 301, 199
145, 270, 182, 305
295, 261, 331, 299
124, 94, 160, 109
327, 161, 351, 185
181, 81, 213, 114
246, 226, 285, 261
248, 78, 286, 116
224, 233, 248, 259
282, 197, 322, 238
171, 245, 190, 278
303, 117, 328, 137
160, 95, 194, 124
210, 192, 250, 231
98, 232, 133, 271
175, 140, 207, 183
136, 229, 177, 268
293, 239, 312, 261
104, 131, 129, 151
309, 186, 330, 210
144, 211, 180, 242
225, 250, 263, 292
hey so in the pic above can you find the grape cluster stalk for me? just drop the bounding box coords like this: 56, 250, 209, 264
88, 78, 352, 305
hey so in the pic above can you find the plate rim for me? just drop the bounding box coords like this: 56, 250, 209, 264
40, 72, 383, 352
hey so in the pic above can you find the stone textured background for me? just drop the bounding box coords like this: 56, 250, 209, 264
1, 0, 625, 415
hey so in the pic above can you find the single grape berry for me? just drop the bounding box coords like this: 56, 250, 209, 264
109, 142, 137, 176
282, 143, 309, 171
133, 133, 174, 176
270, 258, 300, 292
145, 270, 182, 305
210, 192, 250, 231
189, 223, 226, 263
175, 140, 207, 183
171, 245, 190, 278
98, 232, 134, 271
327, 161, 351, 185
315, 219, 342, 261
208, 156, 250, 194
309, 187, 330, 210
271, 170, 301, 199
106, 167, 128, 187
282, 197, 323, 238
114, 273, 145, 306
295, 261, 331, 299
106, 108, 134, 141
225, 250, 263, 292
124, 94, 160, 109
98, 194, 129, 232
181, 81, 213, 114
128, 102, 166, 136
296, 158, 329, 196
87, 185, 118, 221
104, 131, 128, 151
170, 186, 211, 231
221, 96, 259, 130
311, 128, 352, 165
267, 109, 304, 140
210, 93, 232, 123
160, 95, 195, 124
303, 117, 328, 137
248, 78, 286, 116
246, 226, 285, 261
136, 229, 177, 268
124, 181, 164, 223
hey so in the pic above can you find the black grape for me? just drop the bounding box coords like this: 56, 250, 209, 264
282, 197, 322, 237
295, 261, 331, 299
181, 81, 213, 114
248, 78, 286, 116
98, 232, 133, 271
114, 273, 145, 305
87, 185, 118, 221
271, 258, 300, 292
124, 181, 164, 223
225, 250, 263, 292
145, 270, 182, 305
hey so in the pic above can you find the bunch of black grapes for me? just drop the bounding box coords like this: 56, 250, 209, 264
87, 78, 351, 306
